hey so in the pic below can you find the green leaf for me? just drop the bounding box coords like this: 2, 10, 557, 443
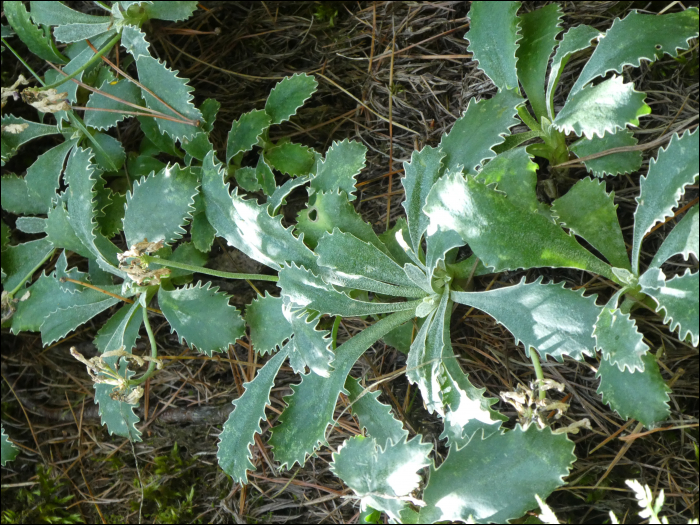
85, 75, 144, 130
438, 88, 523, 174
401, 145, 445, 254
439, 357, 505, 447
593, 291, 648, 373
264, 73, 318, 125
288, 310, 333, 377
268, 174, 311, 216
424, 171, 614, 279
218, 345, 289, 483
201, 151, 317, 271
234, 167, 261, 192
94, 300, 143, 354
316, 229, 423, 293
465, 1, 522, 91
597, 352, 670, 428
640, 268, 699, 346
452, 277, 601, 362
344, 376, 409, 447
649, 205, 698, 268
246, 293, 293, 355
1, 115, 60, 164
420, 425, 575, 524
279, 263, 421, 318
1, 425, 19, 466
64, 146, 123, 275
551, 177, 629, 270
2, 238, 54, 293
45, 202, 91, 259
545, 24, 601, 119
95, 363, 142, 441
225, 109, 271, 164
190, 194, 216, 253
406, 289, 450, 414
120, 24, 151, 59
4, 1, 67, 63
631, 129, 698, 274
382, 319, 414, 355
94, 183, 126, 239
1, 175, 48, 215
159, 282, 246, 356
296, 190, 387, 252
53, 22, 114, 45
569, 9, 699, 98
255, 155, 276, 196
135, 55, 202, 141
476, 146, 543, 215
144, 1, 199, 22
331, 435, 432, 523
310, 139, 366, 201
10, 272, 111, 333
265, 142, 315, 177
269, 309, 415, 468
30, 1, 108, 25
40, 293, 119, 346
553, 76, 650, 139
25, 139, 77, 211
515, 3, 563, 121
570, 130, 642, 177
91, 132, 125, 172
138, 116, 180, 156
123, 164, 198, 247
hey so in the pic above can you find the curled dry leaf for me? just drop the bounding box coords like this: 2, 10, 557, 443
21, 87, 70, 113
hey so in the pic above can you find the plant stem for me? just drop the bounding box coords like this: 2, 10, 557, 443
1, 39, 46, 85
140, 254, 279, 282
128, 306, 160, 386
41, 33, 121, 91
529, 349, 546, 401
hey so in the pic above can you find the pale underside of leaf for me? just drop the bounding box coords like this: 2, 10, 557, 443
279, 263, 422, 318
631, 129, 699, 274
553, 75, 650, 139
406, 289, 450, 414
419, 425, 575, 524
452, 277, 600, 362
